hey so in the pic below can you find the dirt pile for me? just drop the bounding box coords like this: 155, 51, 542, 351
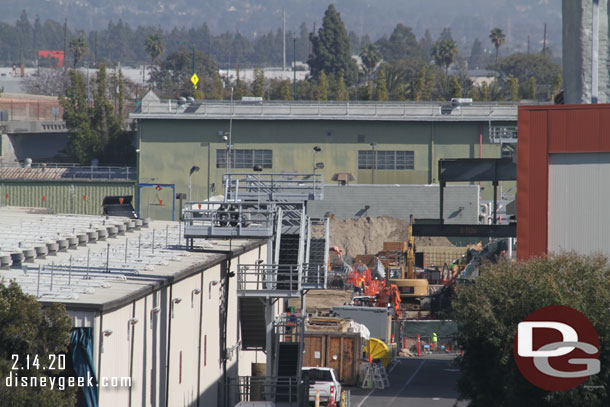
330, 216, 453, 260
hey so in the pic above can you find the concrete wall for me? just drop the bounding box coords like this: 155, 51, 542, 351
563, 0, 610, 103
1, 132, 68, 162
307, 184, 479, 223
93, 244, 269, 406
138, 118, 508, 220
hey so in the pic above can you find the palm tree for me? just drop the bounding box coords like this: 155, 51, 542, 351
69, 36, 88, 68
145, 33, 164, 67
359, 44, 381, 82
489, 28, 506, 63
431, 39, 458, 77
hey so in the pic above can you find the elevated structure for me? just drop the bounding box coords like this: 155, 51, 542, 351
183, 171, 329, 404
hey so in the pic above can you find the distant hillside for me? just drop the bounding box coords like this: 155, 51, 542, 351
0, 0, 562, 54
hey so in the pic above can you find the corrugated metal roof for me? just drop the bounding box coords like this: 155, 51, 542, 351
0, 167, 68, 180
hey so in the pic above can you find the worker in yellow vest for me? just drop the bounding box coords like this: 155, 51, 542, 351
431, 332, 438, 351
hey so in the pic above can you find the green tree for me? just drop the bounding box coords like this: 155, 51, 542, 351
0, 283, 76, 406
252, 68, 266, 98
234, 65, 247, 99
374, 67, 388, 101
308, 4, 358, 85
480, 81, 491, 101
493, 53, 561, 92
431, 39, 458, 77
210, 72, 224, 99
316, 71, 329, 101
359, 43, 381, 82
448, 75, 462, 98
278, 80, 293, 100
509, 74, 519, 101
61, 70, 97, 163
375, 24, 424, 62
415, 67, 427, 101
150, 48, 218, 97
453, 253, 610, 406
528, 77, 536, 100
335, 70, 349, 101
489, 27, 506, 63
144, 33, 164, 67
69, 35, 88, 68
551, 74, 562, 101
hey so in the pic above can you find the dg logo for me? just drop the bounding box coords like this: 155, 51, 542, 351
513, 305, 600, 391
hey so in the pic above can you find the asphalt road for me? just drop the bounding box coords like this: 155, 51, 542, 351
349, 355, 467, 407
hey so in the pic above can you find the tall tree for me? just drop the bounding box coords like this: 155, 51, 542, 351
431, 39, 458, 76
376, 24, 424, 62
61, 70, 97, 163
509, 74, 519, 101
145, 33, 164, 67
335, 70, 349, 100
308, 4, 358, 85
317, 71, 329, 101
528, 77, 536, 100
489, 27, 506, 63
448, 75, 462, 98
0, 283, 76, 406
251, 68, 266, 98
359, 43, 381, 82
374, 67, 389, 101
468, 38, 486, 69
69, 35, 88, 68
438, 27, 454, 42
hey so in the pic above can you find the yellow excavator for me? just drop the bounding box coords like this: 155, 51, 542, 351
386, 215, 430, 309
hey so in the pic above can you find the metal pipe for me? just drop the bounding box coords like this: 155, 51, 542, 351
86, 248, 90, 279
106, 243, 110, 272
36, 264, 41, 298
50, 262, 54, 292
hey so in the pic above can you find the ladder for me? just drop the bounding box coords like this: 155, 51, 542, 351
361, 361, 390, 389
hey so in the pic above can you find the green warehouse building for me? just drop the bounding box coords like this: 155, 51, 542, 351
131, 96, 518, 220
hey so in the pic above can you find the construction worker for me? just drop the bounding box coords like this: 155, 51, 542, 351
431, 332, 438, 351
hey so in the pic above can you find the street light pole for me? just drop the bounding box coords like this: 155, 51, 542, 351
370, 142, 377, 184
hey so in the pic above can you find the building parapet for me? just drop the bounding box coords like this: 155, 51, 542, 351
131, 100, 520, 122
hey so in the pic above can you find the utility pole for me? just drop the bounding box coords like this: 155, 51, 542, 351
63, 18, 67, 72
293, 38, 297, 100
542, 23, 547, 54
282, 8, 286, 71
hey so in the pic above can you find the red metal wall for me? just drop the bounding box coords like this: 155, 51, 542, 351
517, 104, 610, 260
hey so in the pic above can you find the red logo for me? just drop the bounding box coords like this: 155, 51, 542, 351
513, 305, 600, 391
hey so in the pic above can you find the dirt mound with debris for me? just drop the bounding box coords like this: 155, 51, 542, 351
330, 216, 453, 260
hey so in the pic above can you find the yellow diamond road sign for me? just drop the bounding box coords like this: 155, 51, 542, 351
191, 73, 199, 89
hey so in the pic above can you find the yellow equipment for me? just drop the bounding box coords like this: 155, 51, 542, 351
386, 215, 430, 308
364, 338, 390, 368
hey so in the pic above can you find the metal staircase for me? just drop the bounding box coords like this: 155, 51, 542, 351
184, 172, 327, 406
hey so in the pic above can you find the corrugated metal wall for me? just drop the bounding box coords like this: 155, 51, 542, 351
548, 153, 610, 256
0, 181, 136, 215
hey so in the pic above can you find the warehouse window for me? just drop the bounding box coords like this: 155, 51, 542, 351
358, 150, 414, 170
216, 149, 272, 169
